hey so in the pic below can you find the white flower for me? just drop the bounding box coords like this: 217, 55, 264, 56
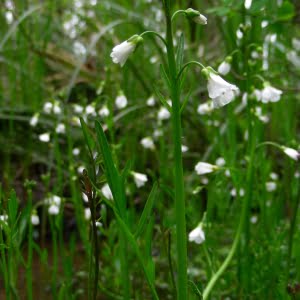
39, 132, 50, 143
85, 104, 96, 116
132, 171, 148, 188
231, 188, 245, 197
53, 102, 62, 115
250, 215, 258, 224
203, 68, 239, 108
197, 101, 214, 115
181, 145, 189, 153
72, 148, 80, 156
215, 157, 226, 167
270, 172, 278, 180
43, 102, 53, 114
158, 107, 171, 120
110, 35, 143, 67
31, 214, 40, 226
266, 181, 277, 192
115, 94, 128, 109
189, 224, 205, 244
84, 208, 91, 220
292, 38, 300, 51
77, 166, 85, 174
244, 0, 252, 9
287, 51, 300, 68
185, 8, 207, 25
56, 123, 66, 134
98, 106, 109, 117
82, 192, 88, 203
101, 183, 113, 200
261, 86, 282, 103
30, 113, 39, 127
195, 162, 218, 175
153, 129, 163, 138
140, 137, 155, 150
252, 89, 262, 101
48, 204, 59, 215
73, 104, 84, 114
0, 214, 8, 225
146, 96, 155, 107
217, 61, 231, 75
282, 147, 299, 161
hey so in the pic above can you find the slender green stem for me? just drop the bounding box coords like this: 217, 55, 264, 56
163, 1, 188, 299
177, 61, 205, 80
140, 31, 167, 47
171, 10, 186, 22
26, 188, 33, 300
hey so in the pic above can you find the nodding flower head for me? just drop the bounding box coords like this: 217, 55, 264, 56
110, 35, 143, 67
202, 67, 239, 108
185, 8, 207, 25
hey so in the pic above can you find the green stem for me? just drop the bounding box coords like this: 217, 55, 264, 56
171, 10, 186, 22
163, 1, 188, 299
140, 31, 167, 47
26, 188, 33, 300
177, 61, 205, 81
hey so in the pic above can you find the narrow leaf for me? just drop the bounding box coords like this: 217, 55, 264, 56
176, 33, 185, 71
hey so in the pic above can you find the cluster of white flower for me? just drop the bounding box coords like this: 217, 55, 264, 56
45, 195, 62, 215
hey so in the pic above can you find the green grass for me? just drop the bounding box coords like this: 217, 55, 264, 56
0, 0, 300, 299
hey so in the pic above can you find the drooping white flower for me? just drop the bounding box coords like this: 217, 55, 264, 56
215, 157, 226, 167
202, 67, 239, 108
250, 215, 258, 224
261, 85, 282, 103
185, 8, 207, 25
53, 102, 62, 115
197, 101, 214, 115
43, 102, 53, 114
85, 104, 96, 116
98, 106, 110, 117
73, 104, 84, 114
48, 204, 60, 215
72, 148, 80, 156
140, 137, 155, 150
270, 172, 278, 180
157, 107, 171, 120
39, 132, 50, 143
195, 162, 218, 175
82, 192, 88, 203
217, 57, 232, 75
266, 181, 277, 192
101, 183, 113, 200
115, 94, 128, 109
30, 113, 39, 127
132, 171, 148, 188
189, 223, 205, 244
84, 208, 91, 220
146, 96, 155, 107
110, 35, 143, 67
181, 145, 189, 153
31, 214, 40, 226
244, 0, 252, 9
282, 147, 299, 161
56, 123, 66, 134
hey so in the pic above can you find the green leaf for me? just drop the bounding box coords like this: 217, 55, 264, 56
95, 121, 126, 219
80, 117, 95, 157
276, 1, 295, 21
176, 33, 185, 72
134, 182, 158, 238
153, 85, 172, 112
159, 64, 171, 88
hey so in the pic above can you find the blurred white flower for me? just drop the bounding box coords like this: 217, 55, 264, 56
111, 35, 143, 67
132, 171, 148, 188
195, 162, 218, 175
53, 102, 62, 115
197, 101, 214, 115
98, 106, 109, 117
82, 192, 88, 203
48, 204, 59, 215
282, 147, 299, 161
31, 214, 40, 226
217, 60, 231, 75
101, 183, 113, 200
77, 166, 85, 174
39, 132, 50, 143
244, 0, 252, 9
140, 137, 155, 150
73, 41, 86, 57
85, 104, 96, 116
146, 96, 155, 107
30, 113, 39, 127
287, 51, 300, 68
231, 188, 245, 197
56, 123, 66, 134
158, 107, 171, 120
84, 208, 91, 220
73, 104, 84, 114
250, 215, 258, 224
203, 68, 238, 108
215, 157, 226, 167
182, 145, 189, 153
292, 38, 300, 51
72, 148, 80, 156
153, 129, 163, 138
115, 94, 128, 109
266, 181, 277, 192
189, 223, 205, 244
261, 86, 282, 103
43, 102, 53, 114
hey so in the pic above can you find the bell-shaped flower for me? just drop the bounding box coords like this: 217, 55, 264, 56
217, 56, 232, 75
111, 35, 143, 67
189, 223, 205, 244
185, 8, 207, 25
195, 162, 218, 175
115, 93, 128, 109
202, 67, 239, 108
131, 171, 148, 188
261, 85, 282, 103
282, 146, 299, 161
101, 183, 113, 200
